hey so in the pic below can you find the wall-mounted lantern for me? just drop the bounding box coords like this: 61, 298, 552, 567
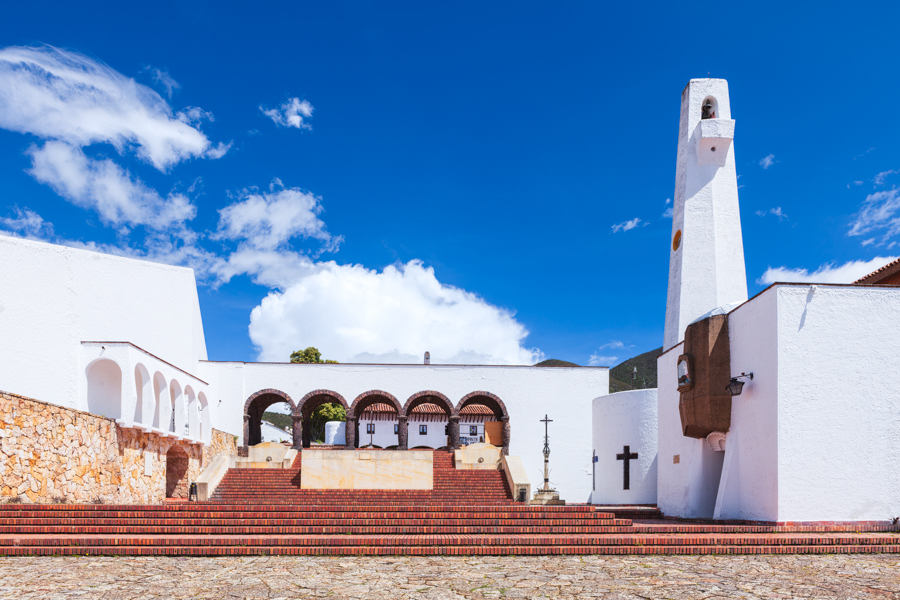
189, 482, 198, 502
726, 372, 753, 396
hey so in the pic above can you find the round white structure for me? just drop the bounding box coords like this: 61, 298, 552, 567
325, 421, 346, 445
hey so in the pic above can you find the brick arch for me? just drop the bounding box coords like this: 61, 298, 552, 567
243, 389, 297, 448
294, 389, 349, 416
402, 390, 457, 418
294, 389, 350, 448
244, 388, 296, 415
349, 390, 402, 418
456, 391, 509, 420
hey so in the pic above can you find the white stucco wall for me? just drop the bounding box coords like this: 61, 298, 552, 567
657, 344, 724, 518
590, 389, 658, 505
773, 285, 900, 521
713, 286, 778, 520
0, 236, 208, 412
664, 79, 747, 351
197, 361, 607, 502
260, 421, 292, 443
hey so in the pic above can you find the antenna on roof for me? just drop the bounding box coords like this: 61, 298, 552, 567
424, 351, 431, 365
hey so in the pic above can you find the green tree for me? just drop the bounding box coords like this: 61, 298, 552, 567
290, 347, 339, 364
309, 402, 346, 443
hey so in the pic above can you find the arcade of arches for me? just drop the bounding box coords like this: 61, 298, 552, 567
243, 389, 510, 454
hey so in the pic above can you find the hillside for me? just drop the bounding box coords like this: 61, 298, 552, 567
534, 359, 580, 367
262, 411, 292, 430
608, 347, 662, 393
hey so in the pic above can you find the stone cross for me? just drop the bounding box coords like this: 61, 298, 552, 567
616, 445, 638, 490
540, 414, 553, 491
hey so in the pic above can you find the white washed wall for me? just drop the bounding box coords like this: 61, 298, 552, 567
591, 389, 658, 505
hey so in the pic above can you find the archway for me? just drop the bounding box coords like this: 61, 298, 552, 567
86, 359, 122, 420
456, 391, 510, 455
152, 372, 169, 430
349, 391, 401, 449
165, 444, 189, 499
404, 391, 456, 450
296, 390, 349, 448
197, 392, 210, 443
133, 364, 152, 425
169, 380, 184, 435
244, 389, 299, 448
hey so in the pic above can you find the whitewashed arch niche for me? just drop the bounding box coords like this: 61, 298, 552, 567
152, 371, 170, 430
86, 358, 123, 420
169, 379, 185, 436
185, 385, 199, 440
133, 363, 153, 426
700, 96, 718, 120
197, 392, 211, 443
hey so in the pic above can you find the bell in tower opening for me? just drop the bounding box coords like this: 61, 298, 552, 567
701, 98, 716, 120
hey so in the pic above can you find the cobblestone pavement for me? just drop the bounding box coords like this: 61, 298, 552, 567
0, 555, 898, 599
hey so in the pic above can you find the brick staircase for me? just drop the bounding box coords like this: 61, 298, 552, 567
0, 449, 897, 556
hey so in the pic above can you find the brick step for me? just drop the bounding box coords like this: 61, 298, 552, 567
0, 525, 637, 535
0, 516, 629, 527
5, 544, 899, 557
0, 533, 896, 549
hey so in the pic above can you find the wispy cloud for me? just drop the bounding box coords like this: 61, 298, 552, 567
0, 207, 54, 238
873, 169, 900, 186
611, 217, 641, 233
662, 198, 673, 219
853, 147, 876, 160
144, 66, 180, 99
588, 354, 618, 367
757, 256, 898, 285
848, 189, 900, 241
260, 97, 314, 130
759, 154, 776, 169
755, 207, 788, 220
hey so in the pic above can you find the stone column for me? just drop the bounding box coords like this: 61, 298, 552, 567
345, 417, 357, 449
291, 414, 302, 449
397, 416, 408, 450
242, 413, 250, 447
501, 416, 510, 456
448, 416, 460, 450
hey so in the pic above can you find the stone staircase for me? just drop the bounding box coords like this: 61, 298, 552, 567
0, 449, 896, 556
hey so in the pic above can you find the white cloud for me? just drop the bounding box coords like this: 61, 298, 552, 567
0, 207, 54, 238
848, 189, 900, 240
27, 141, 196, 229
757, 256, 898, 285
248, 259, 543, 365
662, 198, 673, 219
588, 354, 618, 366
755, 207, 788, 220
611, 217, 641, 233
0, 45, 226, 170
145, 66, 180, 99
597, 340, 624, 350
873, 169, 900, 186
759, 154, 776, 169
260, 97, 314, 130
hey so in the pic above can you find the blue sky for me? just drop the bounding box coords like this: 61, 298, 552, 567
2, 1, 900, 366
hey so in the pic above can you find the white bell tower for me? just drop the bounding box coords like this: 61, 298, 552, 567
663, 79, 748, 351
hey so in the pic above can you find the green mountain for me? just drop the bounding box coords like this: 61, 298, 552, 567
534, 359, 580, 367
609, 347, 662, 393
261, 411, 292, 431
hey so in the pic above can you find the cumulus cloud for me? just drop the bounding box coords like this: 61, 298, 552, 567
27, 141, 196, 229
260, 97, 314, 130
0, 45, 226, 170
611, 217, 641, 233
759, 154, 776, 169
757, 256, 898, 285
248, 259, 543, 365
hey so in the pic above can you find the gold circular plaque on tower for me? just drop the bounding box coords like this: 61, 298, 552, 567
673, 229, 682, 251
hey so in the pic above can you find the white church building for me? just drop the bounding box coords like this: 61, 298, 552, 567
1, 77, 898, 524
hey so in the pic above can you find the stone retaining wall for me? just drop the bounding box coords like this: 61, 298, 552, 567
0, 390, 236, 504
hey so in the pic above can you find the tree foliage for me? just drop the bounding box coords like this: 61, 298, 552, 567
290, 346, 339, 364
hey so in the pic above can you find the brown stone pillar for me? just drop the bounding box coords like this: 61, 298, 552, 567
448, 416, 460, 450
345, 417, 357, 449
242, 414, 250, 447
292, 414, 302, 449
501, 416, 510, 456
397, 416, 408, 450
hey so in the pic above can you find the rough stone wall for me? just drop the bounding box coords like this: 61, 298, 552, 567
0, 391, 234, 504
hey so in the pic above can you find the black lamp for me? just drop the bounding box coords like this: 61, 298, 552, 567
726, 372, 753, 396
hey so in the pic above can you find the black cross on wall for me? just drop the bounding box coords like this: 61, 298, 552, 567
616, 445, 638, 490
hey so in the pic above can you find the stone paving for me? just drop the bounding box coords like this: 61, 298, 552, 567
0, 555, 898, 599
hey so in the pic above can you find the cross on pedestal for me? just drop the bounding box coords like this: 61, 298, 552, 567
540, 414, 553, 491
616, 445, 638, 490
